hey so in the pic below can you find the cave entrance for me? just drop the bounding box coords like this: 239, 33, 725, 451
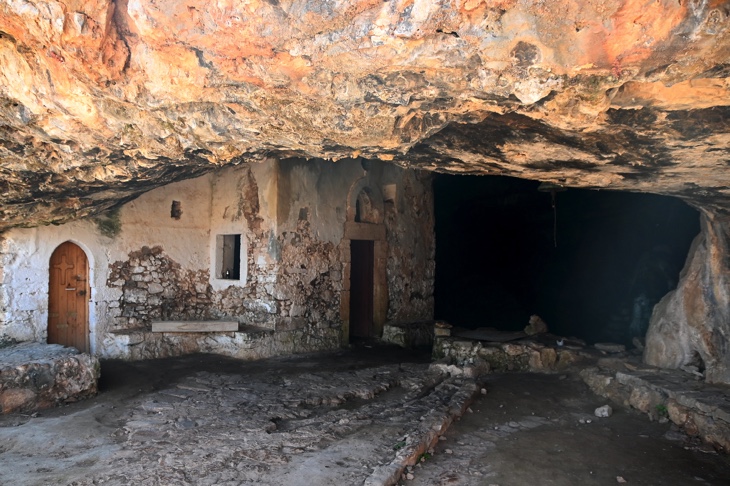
434, 175, 700, 345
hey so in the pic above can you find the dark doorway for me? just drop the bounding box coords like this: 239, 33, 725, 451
434, 175, 700, 345
350, 239, 374, 339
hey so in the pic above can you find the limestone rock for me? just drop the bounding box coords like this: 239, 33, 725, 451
595, 343, 627, 354
595, 405, 613, 418
0, 342, 99, 414
0, 1, 729, 229
645, 214, 730, 385
525, 315, 548, 335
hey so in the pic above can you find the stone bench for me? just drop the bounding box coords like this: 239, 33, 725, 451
151, 320, 239, 333
105, 323, 341, 361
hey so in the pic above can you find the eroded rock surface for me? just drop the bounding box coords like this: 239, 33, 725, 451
0, 342, 100, 414
645, 212, 730, 384
581, 361, 730, 453
1, 1, 730, 228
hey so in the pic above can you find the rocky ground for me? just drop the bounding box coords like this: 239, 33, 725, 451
0, 344, 728, 486
0, 342, 100, 414
402, 372, 730, 486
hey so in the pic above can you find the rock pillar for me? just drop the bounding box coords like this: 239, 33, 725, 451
644, 211, 730, 384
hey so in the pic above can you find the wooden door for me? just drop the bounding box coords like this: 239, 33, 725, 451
350, 240, 374, 338
48, 242, 90, 352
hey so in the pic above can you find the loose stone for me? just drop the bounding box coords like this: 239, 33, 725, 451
595, 405, 613, 418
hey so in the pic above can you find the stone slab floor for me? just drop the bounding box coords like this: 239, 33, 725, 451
0, 345, 729, 486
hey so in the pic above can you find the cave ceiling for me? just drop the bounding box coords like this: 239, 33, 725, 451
1, 0, 729, 231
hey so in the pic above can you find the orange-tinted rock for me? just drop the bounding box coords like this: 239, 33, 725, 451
0, 1, 729, 228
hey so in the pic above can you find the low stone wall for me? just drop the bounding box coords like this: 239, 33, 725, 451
433, 336, 588, 373
581, 363, 730, 453
104, 325, 342, 360
0, 343, 100, 414
381, 321, 435, 349
364, 376, 479, 486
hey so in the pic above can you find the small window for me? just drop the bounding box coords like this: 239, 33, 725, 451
215, 234, 241, 280
170, 200, 182, 220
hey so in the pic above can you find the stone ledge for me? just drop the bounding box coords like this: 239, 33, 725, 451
363, 377, 479, 486
381, 321, 435, 349
151, 321, 239, 332
104, 325, 340, 361
0, 342, 100, 414
580, 364, 730, 453
433, 336, 589, 373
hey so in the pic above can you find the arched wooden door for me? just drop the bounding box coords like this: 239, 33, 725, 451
48, 242, 90, 352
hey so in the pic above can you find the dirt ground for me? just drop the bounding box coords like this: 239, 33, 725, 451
1, 344, 729, 486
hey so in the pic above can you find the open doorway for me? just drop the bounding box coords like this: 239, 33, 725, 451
350, 239, 375, 339
434, 175, 700, 345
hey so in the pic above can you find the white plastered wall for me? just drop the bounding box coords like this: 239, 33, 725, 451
1, 227, 100, 348
0, 167, 255, 355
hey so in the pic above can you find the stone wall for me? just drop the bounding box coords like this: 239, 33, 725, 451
274, 218, 343, 327
0, 235, 51, 343
385, 170, 435, 323
107, 246, 212, 329
644, 212, 730, 385
100, 160, 359, 347
581, 364, 730, 453
433, 336, 587, 374
102, 326, 341, 361
0, 158, 435, 359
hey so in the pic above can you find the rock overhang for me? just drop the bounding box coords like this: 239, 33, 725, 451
1, 0, 729, 230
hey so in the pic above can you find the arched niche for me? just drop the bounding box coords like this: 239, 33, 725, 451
346, 178, 384, 224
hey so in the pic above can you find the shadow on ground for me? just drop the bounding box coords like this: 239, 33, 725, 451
0, 343, 728, 486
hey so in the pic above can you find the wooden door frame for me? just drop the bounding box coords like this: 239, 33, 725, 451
341, 222, 388, 344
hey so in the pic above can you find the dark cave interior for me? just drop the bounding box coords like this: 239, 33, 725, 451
434, 174, 701, 345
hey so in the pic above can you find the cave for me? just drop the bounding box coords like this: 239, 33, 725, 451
0, 0, 727, 382
434, 174, 701, 346
1, 1, 730, 480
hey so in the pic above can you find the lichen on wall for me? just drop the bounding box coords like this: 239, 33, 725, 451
93, 208, 122, 239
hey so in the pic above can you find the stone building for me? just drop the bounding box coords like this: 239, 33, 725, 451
0, 159, 435, 360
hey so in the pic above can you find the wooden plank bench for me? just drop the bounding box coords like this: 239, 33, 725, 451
151, 321, 239, 333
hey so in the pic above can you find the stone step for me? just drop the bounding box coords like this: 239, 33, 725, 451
580, 365, 730, 453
